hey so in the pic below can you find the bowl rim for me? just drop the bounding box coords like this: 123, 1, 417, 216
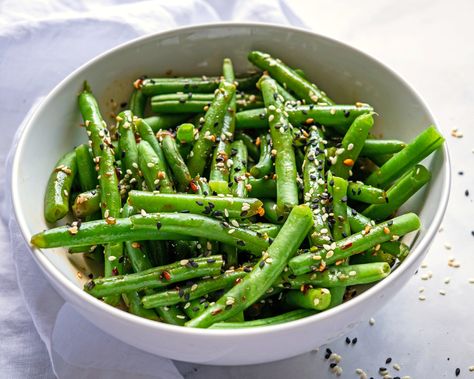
11, 21, 451, 337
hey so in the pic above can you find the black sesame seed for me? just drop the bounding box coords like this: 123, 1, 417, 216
196, 201, 204, 206
351, 337, 357, 345
118, 255, 125, 263
121, 150, 126, 158
192, 306, 200, 312
207, 258, 216, 264
85, 281, 95, 290
259, 260, 265, 268
283, 282, 291, 288
455, 368, 460, 376
120, 101, 128, 108
184, 293, 190, 301
341, 196, 348, 203
208, 202, 215, 209
388, 220, 393, 226
178, 289, 185, 297
344, 110, 350, 118
345, 337, 351, 344
379, 367, 387, 372
237, 240, 246, 246
156, 222, 162, 230
465, 189, 469, 196
385, 357, 392, 364
191, 261, 199, 268
259, 113, 266, 119
180, 210, 190, 213
329, 363, 337, 368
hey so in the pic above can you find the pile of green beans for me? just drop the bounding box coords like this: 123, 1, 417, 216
33, 51, 444, 328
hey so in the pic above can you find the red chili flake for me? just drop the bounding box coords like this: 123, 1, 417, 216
343, 158, 354, 167
342, 242, 353, 250
211, 308, 223, 316
111, 267, 119, 276
133, 78, 143, 89
161, 271, 171, 281
189, 180, 199, 192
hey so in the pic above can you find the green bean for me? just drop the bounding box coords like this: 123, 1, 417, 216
260, 75, 298, 215
142, 115, 190, 133
230, 140, 248, 198
303, 126, 331, 246
262, 199, 283, 224
234, 131, 260, 162
209, 59, 236, 194
74, 144, 98, 191
245, 222, 281, 238
248, 51, 334, 105
157, 305, 188, 326
150, 92, 259, 113
44, 150, 77, 223
176, 123, 195, 143
360, 139, 406, 157
72, 189, 100, 218
370, 154, 393, 167
347, 181, 387, 204
176, 123, 195, 160
288, 213, 421, 275
185, 204, 313, 328
363, 164, 431, 221
122, 291, 159, 321
78, 82, 109, 159
121, 204, 153, 273
137, 140, 174, 193
142, 77, 221, 95
327, 174, 351, 307
347, 207, 409, 261
209, 309, 315, 329
235, 104, 373, 130
161, 134, 192, 192
247, 177, 276, 199
329, 176, 351, 241
279, 262, 391, 289
183, 298, 207, 319
276, 82, 296, 102
141, 73, 260, 95
250, 134, 273, 178
366, 126, 444, 188
84, 256, 223, 298
330, 113, 374, 178
117, 110, 141, 186
129, 89, 147, 118
281, 288, 331, 311
142, 270, 247, 308
31, 213, 270, 255
128, 191, 263, 218
135, 118, 170, 181
187, 81, 235, 177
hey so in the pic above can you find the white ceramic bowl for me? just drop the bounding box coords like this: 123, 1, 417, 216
12, 23, 450, 365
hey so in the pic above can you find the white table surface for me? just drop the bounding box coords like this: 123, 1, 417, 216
2, 1, 474, 378
177, 1, 474, 378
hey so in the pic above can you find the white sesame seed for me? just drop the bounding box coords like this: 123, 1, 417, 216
418, 294, 426, 301
444, 242, 452, 250
392, 363, 401, 371
107, 256, 116, 261
469, 366, 474, 372
439, 289, 446, 295
420, 261, 428, 268
369, 317, 375, 325
191, 284, 198, 291
313, 298, 320, 306
444, 277, 451, 284
469, 278, 474, 284
180, 259, 189, 266
147, 162, 154, 168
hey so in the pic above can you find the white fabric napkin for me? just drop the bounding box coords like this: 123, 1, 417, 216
0, 1, 304, 377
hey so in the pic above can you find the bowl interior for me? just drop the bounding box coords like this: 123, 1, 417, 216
12, 24, 449, 363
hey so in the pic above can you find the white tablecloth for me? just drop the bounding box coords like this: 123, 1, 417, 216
1, 1, 474, 378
